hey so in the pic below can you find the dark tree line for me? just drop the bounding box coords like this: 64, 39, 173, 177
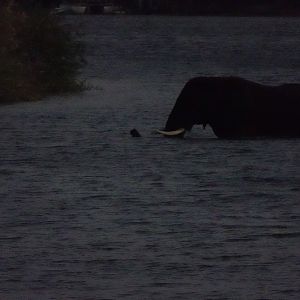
5, 0, 300, 15
0, 0, 61, 10
118, 0, 300, 16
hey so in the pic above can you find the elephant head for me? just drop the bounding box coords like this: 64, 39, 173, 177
164, 77, 232, 136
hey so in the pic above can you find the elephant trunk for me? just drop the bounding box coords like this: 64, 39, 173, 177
165, 107, 203, 132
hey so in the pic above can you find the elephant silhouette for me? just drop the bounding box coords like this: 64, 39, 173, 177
161, 77, 300, 138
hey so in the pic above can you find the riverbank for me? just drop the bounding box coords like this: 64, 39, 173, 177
55, 0, 300, 16
0, 3, 84, 105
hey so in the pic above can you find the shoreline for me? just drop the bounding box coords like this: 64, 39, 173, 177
58, 12, 300, 17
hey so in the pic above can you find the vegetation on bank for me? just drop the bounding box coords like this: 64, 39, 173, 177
120, 0, 300, 16
0, 1, 84, 104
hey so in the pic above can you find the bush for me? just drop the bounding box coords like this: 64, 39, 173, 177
0, 1, 84, 104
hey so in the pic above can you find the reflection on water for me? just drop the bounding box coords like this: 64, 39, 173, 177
0, 16, 300, 299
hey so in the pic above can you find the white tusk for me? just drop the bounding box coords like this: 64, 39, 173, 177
156, 128, 185, 136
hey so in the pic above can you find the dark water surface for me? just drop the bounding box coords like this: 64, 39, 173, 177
1, 16, 300, 299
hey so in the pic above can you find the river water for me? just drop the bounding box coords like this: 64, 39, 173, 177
1, 16, 300, 299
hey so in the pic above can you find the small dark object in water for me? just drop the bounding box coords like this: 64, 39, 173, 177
130, 129, 141, 137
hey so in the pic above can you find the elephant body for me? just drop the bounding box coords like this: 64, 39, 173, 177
164, 77, 300, 138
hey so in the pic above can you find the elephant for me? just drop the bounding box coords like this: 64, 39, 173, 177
160, 76, 300, 138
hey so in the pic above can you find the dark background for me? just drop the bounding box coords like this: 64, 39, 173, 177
9, 0, 300, 16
